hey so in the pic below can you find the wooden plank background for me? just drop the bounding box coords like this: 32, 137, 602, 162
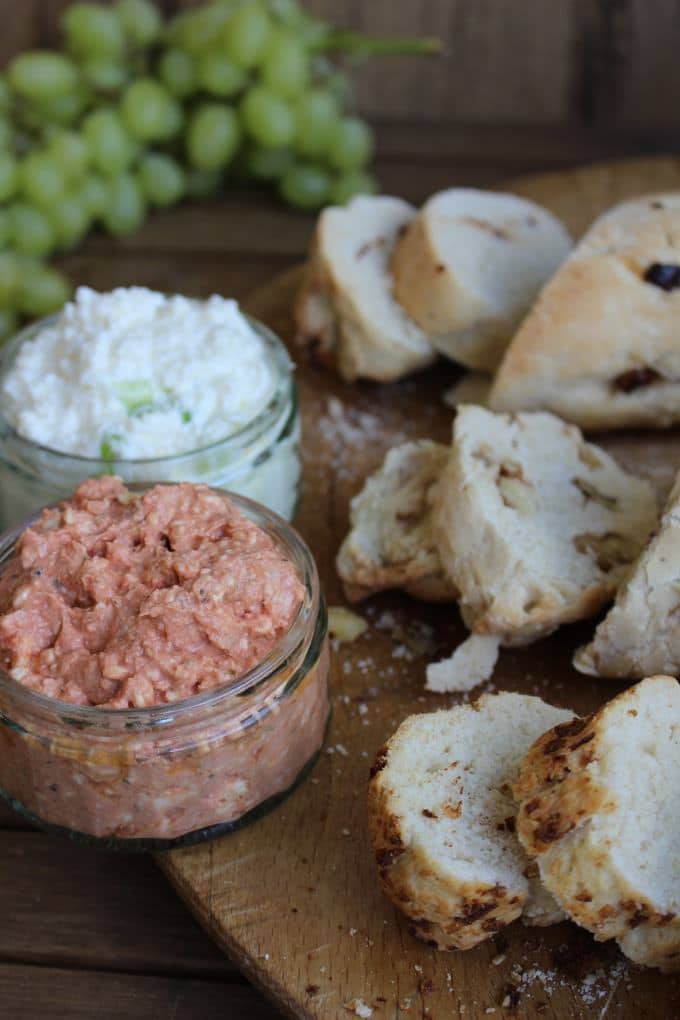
0, 0, 679, 139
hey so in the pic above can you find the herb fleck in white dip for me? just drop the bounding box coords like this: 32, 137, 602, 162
1, 287, 282, 460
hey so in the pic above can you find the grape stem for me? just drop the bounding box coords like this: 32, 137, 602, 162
316, 30, 442, 58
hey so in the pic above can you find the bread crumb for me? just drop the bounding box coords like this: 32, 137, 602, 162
328, 606, 368, 642
344, 998, 373, 1018
425, 634, 500, 693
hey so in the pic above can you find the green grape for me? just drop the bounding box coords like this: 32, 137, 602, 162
31, 86, 91, 127
0, 153, 18, 202
158, 48, 196, 98
245, 145, 292, 181
330, 170, 378, 205
16, 265, 71, 317
8, 52, 80, 101
223, 4, 272, 68
186, 104, 240, 171
48, 193, 91, 248
293, 89, 338, 158
137, 152, 185, 207
167, 6, 231, 55
280, 163, 331, 210
82, 58, 129, 92
185, 168, 222, 198
0, 208, 10, 247
62, 4, 126, 59
241, 86, 295, 148
47, 130, 90, 181
327, 116, 374, 171
81, 173, 110, 218
115, 0, 163, 48
196, 52, 246, 98
19, 152, 67, 206
0, 118, 13, 150
0, 253, 20, 303
120, 78, 180, 142
260, 31, 309, 97
103, 173, 146, 236
9, 203, 56, 257
0, 77, 11, 115
82, 109, 135, 176
0, 308, 19, 344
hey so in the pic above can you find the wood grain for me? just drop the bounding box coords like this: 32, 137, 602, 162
0, 832, 232, 978
1, 0, 680, 131
160, 158, 680, 1020
0, 963, 280, 1020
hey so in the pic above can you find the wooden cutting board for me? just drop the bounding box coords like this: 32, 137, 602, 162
159, 158, 680, 1020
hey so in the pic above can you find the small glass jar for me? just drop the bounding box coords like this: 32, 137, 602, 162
0, 491, 329, 851
0, 312, 301, 530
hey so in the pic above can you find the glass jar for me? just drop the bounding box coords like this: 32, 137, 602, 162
0, 491, 329, 851
0, 313, 301, 530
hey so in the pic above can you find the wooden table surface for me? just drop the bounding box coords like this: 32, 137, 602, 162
1, 126, 677, 1020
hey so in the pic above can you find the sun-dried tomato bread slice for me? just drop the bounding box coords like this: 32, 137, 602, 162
490, 194, 680, 429
367, 693, 575, 951
431, 405, 657, 645
336, 440, 456, 603
391, 188, 571, 372
514, 676, 680, 970
575, 472, 680, 679
294, 195, 435, 383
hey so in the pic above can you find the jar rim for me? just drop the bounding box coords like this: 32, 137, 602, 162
0, 307, 295, 467
0, 485, 321, 730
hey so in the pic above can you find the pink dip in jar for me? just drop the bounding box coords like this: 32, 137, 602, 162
0, 479, 329, 849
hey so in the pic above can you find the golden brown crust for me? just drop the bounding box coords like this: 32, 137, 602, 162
514, 677, 680, 944
368, 751, 524, 951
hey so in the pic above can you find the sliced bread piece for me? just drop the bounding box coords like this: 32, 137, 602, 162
575, 472, 680, 679
431, 405, 657, 644
336, 440, 456, 603
368, 693, 574, 950
490, 193, 680, 430
514, 675, 680, 969
425, 634, 500, 694
391, 188, 571, 372
294, 195, 435, 383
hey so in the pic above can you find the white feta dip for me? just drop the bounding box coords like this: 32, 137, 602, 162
0, 286, 283, 460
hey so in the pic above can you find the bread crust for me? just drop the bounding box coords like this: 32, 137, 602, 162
431, 406, 658, 644
368, 694, 573, 951
294, 197, 435, 383
391, 189, 571, 373
514, 676, 680, 955
490, 193, 680, 429
336, 440, 457, 603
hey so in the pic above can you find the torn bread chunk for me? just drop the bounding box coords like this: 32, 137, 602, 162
490, 193, 680, 430
391, 188, 571, 372
295, 195, 435, 383
575, 472, 680, 679
425, 634, 500, 694
514, 675, 680, 970
336, 440, 456, 603
431, 405, 658, 645
368, 693, 574, 951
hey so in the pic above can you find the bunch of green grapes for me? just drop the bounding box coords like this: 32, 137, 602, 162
0, 0, 437, 337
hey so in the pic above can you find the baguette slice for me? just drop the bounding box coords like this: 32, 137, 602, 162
575, 472, 680, 679
514, 676, 680, 970
368, 693, 575, 950
490, 193, 680, 430
295, 196, 435, 383
431, 405, 657, 644
391, 188, 571, 372
336, 440, 456, 603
